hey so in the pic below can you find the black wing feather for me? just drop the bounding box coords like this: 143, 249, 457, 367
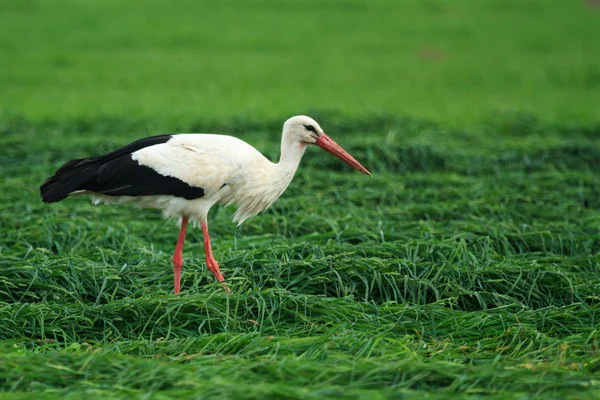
40, 134, 205, 203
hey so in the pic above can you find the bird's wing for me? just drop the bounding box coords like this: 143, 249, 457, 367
132, 134, 261, 196
40, 134, 209, 202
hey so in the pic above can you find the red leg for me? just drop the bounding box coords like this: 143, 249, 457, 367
201, 220, 231, 292
172, 217, 189, 294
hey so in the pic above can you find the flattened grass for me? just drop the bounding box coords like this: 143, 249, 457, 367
1, 115, 599, 398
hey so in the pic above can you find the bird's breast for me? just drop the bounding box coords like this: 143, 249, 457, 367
226, 166, 295, 225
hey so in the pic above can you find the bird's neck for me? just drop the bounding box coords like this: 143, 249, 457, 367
277, 138, 307, 176
231, 138, 306, 224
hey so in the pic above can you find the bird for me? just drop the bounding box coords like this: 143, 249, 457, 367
40, 115, 372, 294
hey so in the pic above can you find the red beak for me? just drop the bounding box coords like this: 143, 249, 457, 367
315, 133, 372, 176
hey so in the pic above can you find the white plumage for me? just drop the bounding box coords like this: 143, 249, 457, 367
91, 133, 293, 224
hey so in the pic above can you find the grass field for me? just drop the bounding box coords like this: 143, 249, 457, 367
1, 0, 600, 399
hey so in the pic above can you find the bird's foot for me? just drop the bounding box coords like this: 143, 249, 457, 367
221, 282, 232, 294
206, 259, 231, 294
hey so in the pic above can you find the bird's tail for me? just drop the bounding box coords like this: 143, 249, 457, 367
40, 158, 98, 203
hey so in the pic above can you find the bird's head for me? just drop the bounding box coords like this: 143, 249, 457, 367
283, 115, 372, 176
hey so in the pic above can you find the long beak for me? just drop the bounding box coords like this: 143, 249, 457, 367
315, 133, 372, 176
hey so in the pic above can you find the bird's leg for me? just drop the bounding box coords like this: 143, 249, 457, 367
172, 217, 189, 294
200, 220, 231, 292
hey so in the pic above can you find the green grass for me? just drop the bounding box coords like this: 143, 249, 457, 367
2, 0, 600, 126
2, 0, 600, 399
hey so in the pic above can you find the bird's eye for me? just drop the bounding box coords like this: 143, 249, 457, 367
304, 125, 316, 133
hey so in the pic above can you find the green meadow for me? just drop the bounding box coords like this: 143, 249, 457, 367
1, 0, 599, 398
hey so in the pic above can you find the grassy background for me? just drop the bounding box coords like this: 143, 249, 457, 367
2, 0, 600, 125
1, 0, 600, 399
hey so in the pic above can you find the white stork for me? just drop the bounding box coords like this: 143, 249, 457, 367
40, 116, 371, 293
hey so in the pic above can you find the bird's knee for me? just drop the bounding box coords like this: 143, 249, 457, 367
172, 255, 184, 270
